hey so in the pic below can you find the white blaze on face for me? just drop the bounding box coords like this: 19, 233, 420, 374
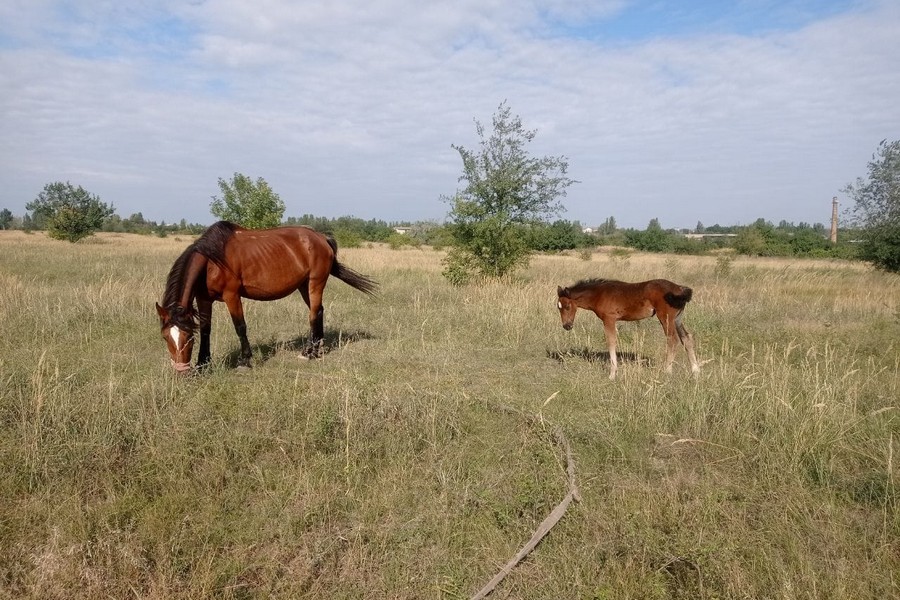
170, 325, 182, 352
557, 301, 563, 310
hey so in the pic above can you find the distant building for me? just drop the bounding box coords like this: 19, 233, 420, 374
683, 233, 737, 240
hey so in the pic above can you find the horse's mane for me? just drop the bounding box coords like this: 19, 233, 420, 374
567, 278, 622, 295
162, 221, 238, 314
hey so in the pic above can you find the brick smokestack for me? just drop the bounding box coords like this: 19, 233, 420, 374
830, 197, 838, 243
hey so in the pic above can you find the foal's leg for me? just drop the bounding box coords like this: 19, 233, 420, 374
675, 317, 701, 375
224, 293, 252, 368
658, 310, 680, 374
196, 298, 213, 369
603, 318, 619, 380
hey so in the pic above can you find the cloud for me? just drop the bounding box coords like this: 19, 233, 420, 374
1, 0, 898, 228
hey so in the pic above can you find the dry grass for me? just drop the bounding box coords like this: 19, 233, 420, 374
1, 231, 898, 599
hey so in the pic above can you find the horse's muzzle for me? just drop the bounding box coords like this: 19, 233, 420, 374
170, 360, 192, 374
562, 322, 573, 331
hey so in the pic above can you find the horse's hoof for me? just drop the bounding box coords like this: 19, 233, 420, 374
300, 342, 324, 360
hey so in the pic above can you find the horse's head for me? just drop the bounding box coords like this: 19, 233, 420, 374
155, 303, 196, 374
557, 286, 577, 330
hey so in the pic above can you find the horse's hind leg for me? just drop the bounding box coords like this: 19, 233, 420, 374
658, 310, 680, 374
675, 317, 700, 375
298, 279, 325, 358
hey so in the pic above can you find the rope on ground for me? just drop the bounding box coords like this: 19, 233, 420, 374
470, 400, 581, 600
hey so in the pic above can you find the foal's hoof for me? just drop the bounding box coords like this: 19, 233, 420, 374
300, 342, 324, 360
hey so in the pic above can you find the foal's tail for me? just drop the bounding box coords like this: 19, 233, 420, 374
326, 235, 379, 297
663, 286, 693, 310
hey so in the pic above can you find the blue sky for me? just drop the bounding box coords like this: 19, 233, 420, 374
567, 0, 856, 40
1, 0, 898, 229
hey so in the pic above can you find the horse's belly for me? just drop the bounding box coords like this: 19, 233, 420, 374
620, 302, 656, 321
240, 281, 298, 301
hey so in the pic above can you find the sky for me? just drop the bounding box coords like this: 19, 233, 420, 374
1, 0, 898, 230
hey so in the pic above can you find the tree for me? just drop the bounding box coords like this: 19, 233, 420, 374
843, 139, 900, 272
733, 226, 767, 256
25, 182, 114, 242
0, 208, 12, 230
527, 220, 592, 251
598, 216, 617, 235
442, 101, 576, 283
623, 218, 676, 253
210, 173, 285, 229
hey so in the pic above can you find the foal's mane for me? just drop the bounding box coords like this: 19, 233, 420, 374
567, 278, 621, 296
162, 221, 238, 313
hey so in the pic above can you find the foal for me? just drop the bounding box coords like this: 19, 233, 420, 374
556, 278, 700, 379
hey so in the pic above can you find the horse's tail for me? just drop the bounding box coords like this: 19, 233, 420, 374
326, 235, 379, 297
663, 286, 693, 310
332, 260, 379, 296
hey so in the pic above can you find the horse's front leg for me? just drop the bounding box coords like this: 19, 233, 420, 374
224, 293, 252, 368
196, 298, 213, 369
603, 318, 619, 380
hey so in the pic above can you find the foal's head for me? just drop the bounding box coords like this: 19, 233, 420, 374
155, 303, 196, 374
557, 286, 577, 330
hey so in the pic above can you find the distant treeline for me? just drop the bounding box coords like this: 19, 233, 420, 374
1, 209, 860, 260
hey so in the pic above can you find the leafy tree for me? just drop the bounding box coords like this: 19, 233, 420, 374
733, 226, 768, 256
0, 208, 12, 230
210, 173, 285, 229
25, 182, 114, 242
527, 220, 592, 251
442, 101, 576, 283
598, 216, 617, 235
843, 139, 900, 272
789, 228, 830, 255
623, 218, 676, 253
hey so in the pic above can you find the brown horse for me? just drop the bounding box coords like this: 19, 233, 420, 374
556, 278, 700, 379
156, 221, 377, 373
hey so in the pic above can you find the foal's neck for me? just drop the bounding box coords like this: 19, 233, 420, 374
570, 287, 602, 309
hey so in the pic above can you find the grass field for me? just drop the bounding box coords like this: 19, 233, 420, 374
1, 230, 898, 599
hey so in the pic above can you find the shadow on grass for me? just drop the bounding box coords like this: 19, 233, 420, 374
223, 329, 375, 369
546, 347, 652, 366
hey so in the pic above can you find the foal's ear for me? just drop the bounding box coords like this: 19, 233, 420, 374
557, 286, 570, 298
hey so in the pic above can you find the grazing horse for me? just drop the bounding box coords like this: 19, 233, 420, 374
156, 221, 377, 373
556, 278, 700, 379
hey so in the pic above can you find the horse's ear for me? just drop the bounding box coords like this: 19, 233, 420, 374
155, 302, 168, 322
558, 286, 570, 298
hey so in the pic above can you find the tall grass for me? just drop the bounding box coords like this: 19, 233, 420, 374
1, 232, 898, 599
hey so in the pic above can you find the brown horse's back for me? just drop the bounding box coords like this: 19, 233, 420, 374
567, 278, 692, 321
208, 225, 335, 301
